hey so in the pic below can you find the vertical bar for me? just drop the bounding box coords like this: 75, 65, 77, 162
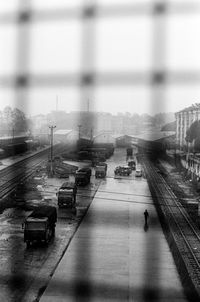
150, 0, 167, 114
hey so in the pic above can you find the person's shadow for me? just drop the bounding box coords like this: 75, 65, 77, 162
144, 222, 149, 232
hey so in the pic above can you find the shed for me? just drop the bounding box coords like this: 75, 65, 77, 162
93, 133, 115, 144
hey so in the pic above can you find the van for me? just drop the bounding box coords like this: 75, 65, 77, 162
135, 168, 142, 177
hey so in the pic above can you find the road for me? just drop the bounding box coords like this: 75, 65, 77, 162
0, 148, 187, 301
40, 148, 188, 302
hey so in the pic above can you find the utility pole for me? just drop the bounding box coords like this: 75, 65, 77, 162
90, 128, 93, 141
78, 124, 82, 140
49, 125, 56, 176
12, 127, 14, 144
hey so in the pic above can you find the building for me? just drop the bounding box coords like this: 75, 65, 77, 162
54, 129, 79, 145
93, 132, 115, 145
175, 104, 200, 150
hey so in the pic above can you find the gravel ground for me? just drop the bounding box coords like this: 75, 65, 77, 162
157, 157, 199, 227
0, 165, 102, 302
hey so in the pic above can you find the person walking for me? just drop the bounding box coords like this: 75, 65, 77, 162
144, 209, 149, 224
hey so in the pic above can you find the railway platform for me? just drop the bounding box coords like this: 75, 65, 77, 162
40, 175, 187, 301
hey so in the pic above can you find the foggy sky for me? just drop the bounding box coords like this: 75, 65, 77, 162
0, 0, 200, 116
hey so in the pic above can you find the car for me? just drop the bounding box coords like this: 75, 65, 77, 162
135, 168, 142, 177
114, 165, 132, 176
127, 160, 136, 170
114, 166, 121, 175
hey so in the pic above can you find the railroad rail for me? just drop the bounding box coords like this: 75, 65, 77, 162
0, 144, 63, 200
143, 157, 200, 296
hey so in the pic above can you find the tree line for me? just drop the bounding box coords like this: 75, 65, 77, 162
0, 106, 30, 136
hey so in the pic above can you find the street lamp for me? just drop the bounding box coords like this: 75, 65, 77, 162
49, 125, 56, 175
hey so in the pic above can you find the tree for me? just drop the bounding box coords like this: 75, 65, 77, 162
0, 107, 28, 136
3, 106, 12, 128
185, 120, 200, 143
12, 108, 28, 133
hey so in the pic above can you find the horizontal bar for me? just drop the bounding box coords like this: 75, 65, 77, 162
0, 2, 199, 24
1, 71, 200, 88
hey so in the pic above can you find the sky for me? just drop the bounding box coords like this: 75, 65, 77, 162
1, 0, 200, 116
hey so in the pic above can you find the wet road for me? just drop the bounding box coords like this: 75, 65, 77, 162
0, 173, 101, 302
40, 149, 188, 302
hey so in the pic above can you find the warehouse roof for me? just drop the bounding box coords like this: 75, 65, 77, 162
136, 131, 175, 142
54, 129, 73, 136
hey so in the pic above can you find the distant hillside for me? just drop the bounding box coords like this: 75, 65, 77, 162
161, 121, 176, 131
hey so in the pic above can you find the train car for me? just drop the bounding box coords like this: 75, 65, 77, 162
4, 142, 28, 157
0, 134, 29, 148
25, 139, 39, 151
82, 147, 107, 162
0, 148, 5, 159
138, 140, 165, 160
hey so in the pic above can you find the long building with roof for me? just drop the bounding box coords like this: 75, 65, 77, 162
175, 103, 200, 149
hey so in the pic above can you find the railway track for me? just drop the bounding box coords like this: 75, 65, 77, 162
0, 144, 63, 199
143, 158, 200, 293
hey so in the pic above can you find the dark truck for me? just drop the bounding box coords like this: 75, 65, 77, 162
126, 147, 133, 159
57, 182, 77, 209
114, 165, 132, 176
75, 167, 91, 186
23, 205, 57, 247
95, 162, 107, 178
127, 160, 136, 170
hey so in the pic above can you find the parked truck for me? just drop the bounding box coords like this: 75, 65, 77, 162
57, 182, 77, 209
127, 159, 136, 170
23, 205, 57, 247
95, 162, 107, 178
126, 147, 133, 159
75, 167, 91, 186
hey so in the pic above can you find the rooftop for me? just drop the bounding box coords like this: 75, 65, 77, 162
135, 131, 175, 142
54, 129, 73, 135
177, 103, 200, 114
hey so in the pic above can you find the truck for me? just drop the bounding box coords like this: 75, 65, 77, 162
23, 205, 57, 247
114, 165, 132, 176
93, 143, 114, 158
95, 162, 107, 178
57, 182, 77, 209
127, 159, 136, 170
126, 147, 133, 159
75, 167, 91, 186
